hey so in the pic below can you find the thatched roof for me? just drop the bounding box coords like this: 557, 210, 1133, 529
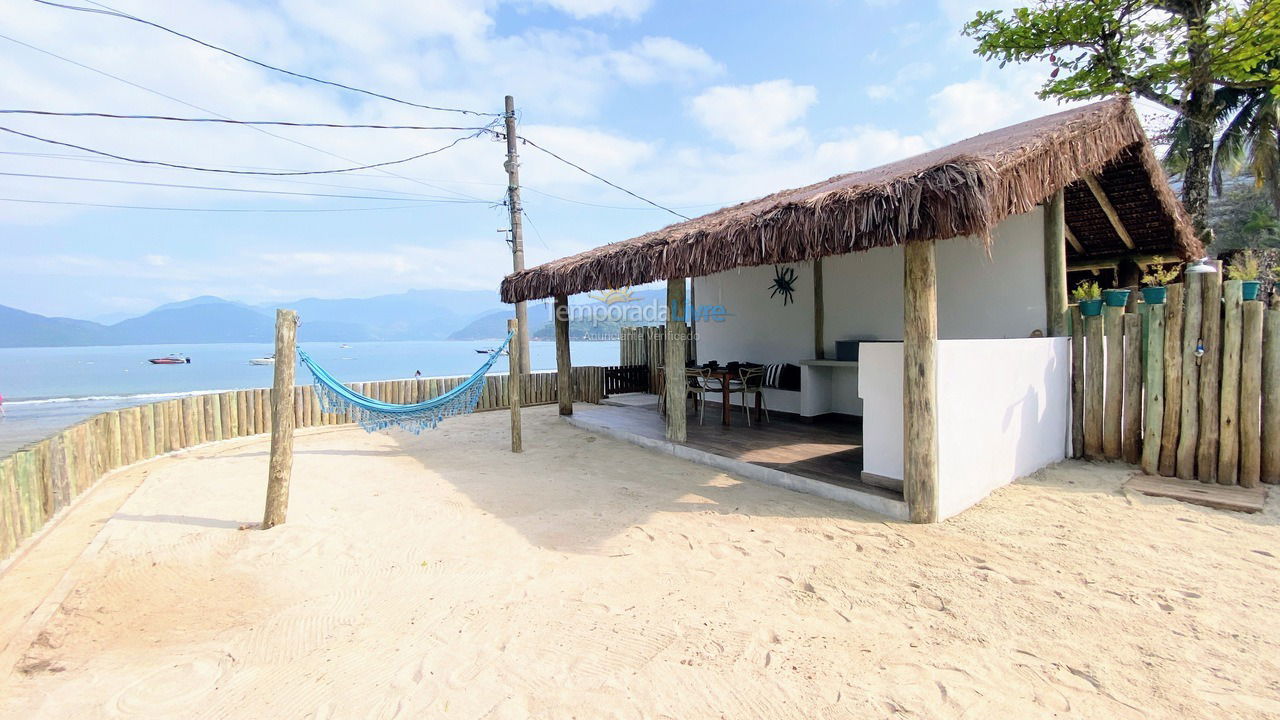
502, 96, 1200, 303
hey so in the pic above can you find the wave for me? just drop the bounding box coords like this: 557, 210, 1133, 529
6, 388, 245, 406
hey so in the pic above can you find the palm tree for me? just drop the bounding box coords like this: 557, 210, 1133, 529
1164, 77, 1279, 212
1242, 206, 1280, 246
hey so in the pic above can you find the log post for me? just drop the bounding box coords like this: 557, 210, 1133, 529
508, 318, 523, 453
262, 309, 298, 530
1084, 313, 1104, 459
1197, 268, 1222, 482
1217, 280, 1243, 484
1102, 305, 1124, 459
904, 240, 939, 524
1141, 307, 1165, 474
1261, 298, 1279, 484
665, 278, 688, 443
1122, 313, 1143, 464
1239, 300, 1263, 487
1176, 274, 1203, 480
814, 257, 825, 358
1070, 306, 1084, 458
1043, 190, 1069, 336
1158, 283, 1184, 476
554, 294, 573, 415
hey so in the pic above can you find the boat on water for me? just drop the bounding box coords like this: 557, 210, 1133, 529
339, 343, 352, 349
149, 354, 189, 365
249, 356, 275, 366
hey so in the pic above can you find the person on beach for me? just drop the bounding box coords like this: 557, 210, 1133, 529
0, 391, 4, 416
414, 370, 422, 378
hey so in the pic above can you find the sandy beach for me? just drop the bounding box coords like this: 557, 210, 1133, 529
1, 405, 1278, 719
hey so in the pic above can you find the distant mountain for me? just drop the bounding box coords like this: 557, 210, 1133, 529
0, 305, 109, 348
0, 288, 513, 348
451, 290, 667, 341
448, 302, 553, 341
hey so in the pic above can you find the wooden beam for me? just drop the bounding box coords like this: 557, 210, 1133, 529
1068, 253, 1168, 273
1158, 283, 1184, 476
1262, 297, 1280, 484
664, 278, 688, 443
553, 294, 572, 416
1044, 190, 1069, 337
1082, 174, 1136, 250
262, 308, 297, 530
813, 257, 825, 359
1175, 274, 1203, 480
1218, 280, 1243, 484
1064, 224, 1085, 255
1070, 307, 1085, 458
1197, 267, 1223, 483
1141, 305, 1165, 475
1122, 313, 1143, 464
1084, 313, 1105, 459
904, 240, 939, 524
508, 318, 523, 453
1239, 300, 1263, 488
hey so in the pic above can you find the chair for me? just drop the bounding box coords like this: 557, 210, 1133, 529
684, 367, 712, 425
735, 366, 769, 426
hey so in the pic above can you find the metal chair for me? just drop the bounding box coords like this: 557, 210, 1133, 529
735, 366, 769, 426
684, 367, 712, 425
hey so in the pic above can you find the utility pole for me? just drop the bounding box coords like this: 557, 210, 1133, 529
503, 95, 531, 374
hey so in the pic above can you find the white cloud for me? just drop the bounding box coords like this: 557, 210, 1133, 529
866, 84, 893, 100
609, 37, 723, 84
689, 80, 818, 152
535, 0, 653, 20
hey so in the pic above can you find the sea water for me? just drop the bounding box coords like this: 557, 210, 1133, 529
0, 340, 619, 456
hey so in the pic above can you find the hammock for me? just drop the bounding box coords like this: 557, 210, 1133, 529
297, 332, 513, 434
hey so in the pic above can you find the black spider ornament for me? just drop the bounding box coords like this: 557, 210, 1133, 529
768, 265, 798, 305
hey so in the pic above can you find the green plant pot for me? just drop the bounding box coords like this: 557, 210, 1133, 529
1242, 280, 1261, 301
1141, 286, 1167, 305
1102, 288, 1130, 307
1078, 299, 1103, 317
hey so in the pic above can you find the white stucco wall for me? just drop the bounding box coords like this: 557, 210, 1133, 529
692, 207, 1049, 417
859, 338, 1071, 519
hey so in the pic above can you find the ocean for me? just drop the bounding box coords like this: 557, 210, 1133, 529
0, 340, 619, 456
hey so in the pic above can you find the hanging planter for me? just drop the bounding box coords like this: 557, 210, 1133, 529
1242, 280, 1261, 301
1102, 288, 1130, 307
1141, 286, 1167, 305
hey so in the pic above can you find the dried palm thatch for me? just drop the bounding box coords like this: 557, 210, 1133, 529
502, 96, 1200, 303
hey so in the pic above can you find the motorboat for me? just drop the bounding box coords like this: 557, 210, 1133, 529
339, 343, 352, 349
149, 354, 189, 365
249, 356, 275, 366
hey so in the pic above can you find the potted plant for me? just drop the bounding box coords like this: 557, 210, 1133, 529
1073, 280, 1102, 317
1140, 258, 1179, 305
1102, 286, 1130, 307
1226, 250, 1263, 300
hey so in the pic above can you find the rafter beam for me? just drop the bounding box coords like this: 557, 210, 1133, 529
1082, 174, 1136, 250
1064, 224, 1086, 255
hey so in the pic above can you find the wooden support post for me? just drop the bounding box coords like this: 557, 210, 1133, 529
904, 240, 939, 524
1102, 305, 1124, 459
1141, 307, 1165, 474
1197, 269, 1222, 482
1158, 283, 1184, 476
813, 257, 825, 358
1122, 313, 1142, 464
1043, 190, 1068, 336
1239, 300, 1263, 488
262, 309, 297, 530
1070, 307, 1084, 458
1263, 298, 1280, 484
665, 278, 688, 443
1084, 313, 1104, 459
1217, 280, 1243, 484
554, 294, 573, 415
508, 318, 523, 453
1176, 274, 1203, 480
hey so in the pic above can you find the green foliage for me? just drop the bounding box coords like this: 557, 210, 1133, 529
1141, 258, 1181, 286
1226, 249, 1262, 280
1072, 279, 1101, 302
1209, 179, 1280, 251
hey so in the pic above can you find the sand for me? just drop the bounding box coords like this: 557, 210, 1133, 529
1, 404, 1278, 719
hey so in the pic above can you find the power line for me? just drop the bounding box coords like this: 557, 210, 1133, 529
0, 32, 494, 202
0, 124, 492, 176
515, 134, 691, 220
0, 171, 491, 203
32, 0, 499, 116
0, 110, 496, 132
0, 197, 434, 212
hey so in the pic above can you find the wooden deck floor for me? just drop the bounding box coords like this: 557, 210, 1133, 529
573, 403, 900, 502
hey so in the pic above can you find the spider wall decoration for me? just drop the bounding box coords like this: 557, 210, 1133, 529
768, 265, 798, 305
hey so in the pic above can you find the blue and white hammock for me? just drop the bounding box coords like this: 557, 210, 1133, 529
297, 332, 512, 434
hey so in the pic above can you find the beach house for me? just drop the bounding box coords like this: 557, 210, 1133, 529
501, 97, 1202, 523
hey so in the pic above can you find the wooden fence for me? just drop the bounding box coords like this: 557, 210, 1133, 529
0, 367, 605, 561
619, 325, 692, 393
1071, 278, 1278, 488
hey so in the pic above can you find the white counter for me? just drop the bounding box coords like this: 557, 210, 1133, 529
799, 359, 861, 417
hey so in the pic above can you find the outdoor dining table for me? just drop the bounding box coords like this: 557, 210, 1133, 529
702, 367, 738, 427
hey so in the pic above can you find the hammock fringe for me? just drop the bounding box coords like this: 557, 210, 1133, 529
297, 332, 513, 435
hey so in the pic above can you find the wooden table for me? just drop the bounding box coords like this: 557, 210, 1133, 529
704, 368, 737, 426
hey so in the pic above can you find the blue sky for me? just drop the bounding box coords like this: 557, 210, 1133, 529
0, 0, 1091, 320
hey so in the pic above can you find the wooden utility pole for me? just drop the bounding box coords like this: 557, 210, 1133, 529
903, 240, 939, 524
508, 318, 523, 453
665, 278, 688, 443
1043, 190, 1068, 337
262, 309, 297, 530
504, 95, 531, 375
